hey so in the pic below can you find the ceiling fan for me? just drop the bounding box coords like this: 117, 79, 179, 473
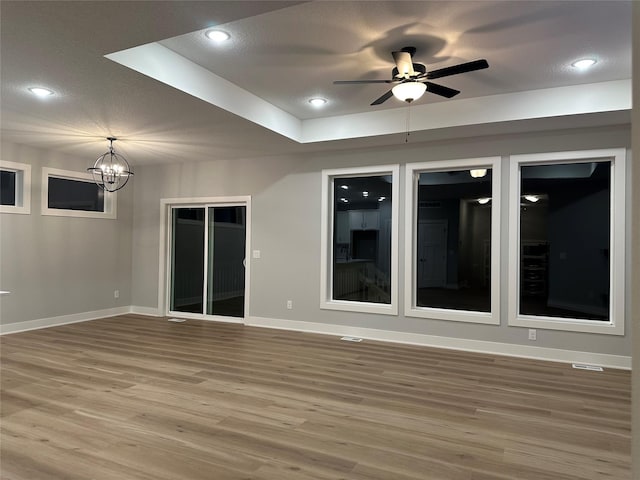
334, 47, 489, 105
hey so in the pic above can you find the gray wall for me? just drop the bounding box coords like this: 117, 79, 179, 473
0, 141, 134, 325
131, 125, 632, 357
630, 2, 639, 477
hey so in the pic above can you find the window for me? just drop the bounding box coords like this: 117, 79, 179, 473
0, 160, 31, 214
321, 165, 399, 315
42, 167, 116, 219
508, 149, 626, 334
405, 157, 501, 324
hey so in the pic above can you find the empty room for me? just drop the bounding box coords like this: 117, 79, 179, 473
1, 1, 639, 479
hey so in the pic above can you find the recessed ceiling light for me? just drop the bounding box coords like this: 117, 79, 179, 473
28, 87, 54, 97
308, 97, 327, 107
340, 185, 349, 190
524, 195, 540, 203
571, 58, 597, 70
205, 29, 230, 42
478, 198, 491, 205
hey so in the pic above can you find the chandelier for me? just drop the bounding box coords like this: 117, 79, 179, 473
87, 137, 133, 192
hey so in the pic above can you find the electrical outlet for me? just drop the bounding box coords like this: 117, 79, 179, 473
528, 328, 537, 341
286, 300, 293, 310
114, 290, 120, 299
252, 250, 261, 259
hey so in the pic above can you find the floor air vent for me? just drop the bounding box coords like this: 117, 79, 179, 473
340, 336, 363, 342
168, 318, 186, 323
572, 363, 603, 372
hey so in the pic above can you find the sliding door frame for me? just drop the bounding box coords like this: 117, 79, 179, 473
158, 196, 251, 323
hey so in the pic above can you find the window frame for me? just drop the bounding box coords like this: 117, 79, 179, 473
320, 164, 400, 315
404, 157, 502, 324
41, 167, 116, 219
0, 160, 31, 215
508, 148, 626, 335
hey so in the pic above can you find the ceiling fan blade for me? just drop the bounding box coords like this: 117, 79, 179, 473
371, 90, 394, 105
392, 51, 415, 77
426, 59, 489, 80
424, 81, 460, 98
333, 80, 392, 84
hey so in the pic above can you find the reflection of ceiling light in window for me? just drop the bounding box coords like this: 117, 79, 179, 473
205, 29, 230, 42
470, 169, 487, 178
571, 58, 596, 70
478, 197, 491, 205
28, 87, 54, 97
340, 185, 349, 190
362, 191, 369, 197
378, 196, 386, 202
308, 97, 327, 107
524, 195, 540, 203
340, 198, 349, 203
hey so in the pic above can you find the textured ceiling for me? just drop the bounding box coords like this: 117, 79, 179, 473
0, 1, 632, 166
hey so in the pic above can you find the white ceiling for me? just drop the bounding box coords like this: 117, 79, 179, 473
0, 1, 632, 166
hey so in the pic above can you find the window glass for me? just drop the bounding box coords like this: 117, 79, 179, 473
519, 161, 611, 321
332, 175, 392, 304
416, 169, 492, 312
48, 176, 105, 212
171, 208, 205, 313
0, 170, 17, 206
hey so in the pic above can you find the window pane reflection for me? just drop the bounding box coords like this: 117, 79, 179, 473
416, 169, 492, 312
207, 206, 246, 318
0, 170, 16, 206
332, 175, 392, 304
171, 208, 205, 314
48, 177, 104, 212
519, 161, 611, 321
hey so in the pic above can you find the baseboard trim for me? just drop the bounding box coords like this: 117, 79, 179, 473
130, 305, 163, 317
246, 316, 631, 370
0, 306, 131, 335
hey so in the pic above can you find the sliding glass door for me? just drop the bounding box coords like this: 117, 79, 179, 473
170, 204, 246, 319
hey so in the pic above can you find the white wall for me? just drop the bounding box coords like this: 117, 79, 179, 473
131, 125, 632, 359
0, 141, 134, 327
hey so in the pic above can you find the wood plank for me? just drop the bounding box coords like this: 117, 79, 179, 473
0, 315, 631, 479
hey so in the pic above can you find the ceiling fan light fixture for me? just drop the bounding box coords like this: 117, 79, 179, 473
392, 82, 426, 103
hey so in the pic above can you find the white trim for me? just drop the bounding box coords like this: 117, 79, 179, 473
130, 305, 163, 317
246, 315, 631, 370
404, 157, 501, 325
41, 167, 116, 219
508, 148, 626, 335
320, 165, 399, 316
158, 196, 251, 321
161, 311, 243, 324
0, 160, 31, 214
0, 306, 130, 335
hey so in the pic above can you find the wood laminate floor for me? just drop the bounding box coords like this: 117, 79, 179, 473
0, 315, 631, 479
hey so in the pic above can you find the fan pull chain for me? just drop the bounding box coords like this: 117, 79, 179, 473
405, 104, 411, 143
